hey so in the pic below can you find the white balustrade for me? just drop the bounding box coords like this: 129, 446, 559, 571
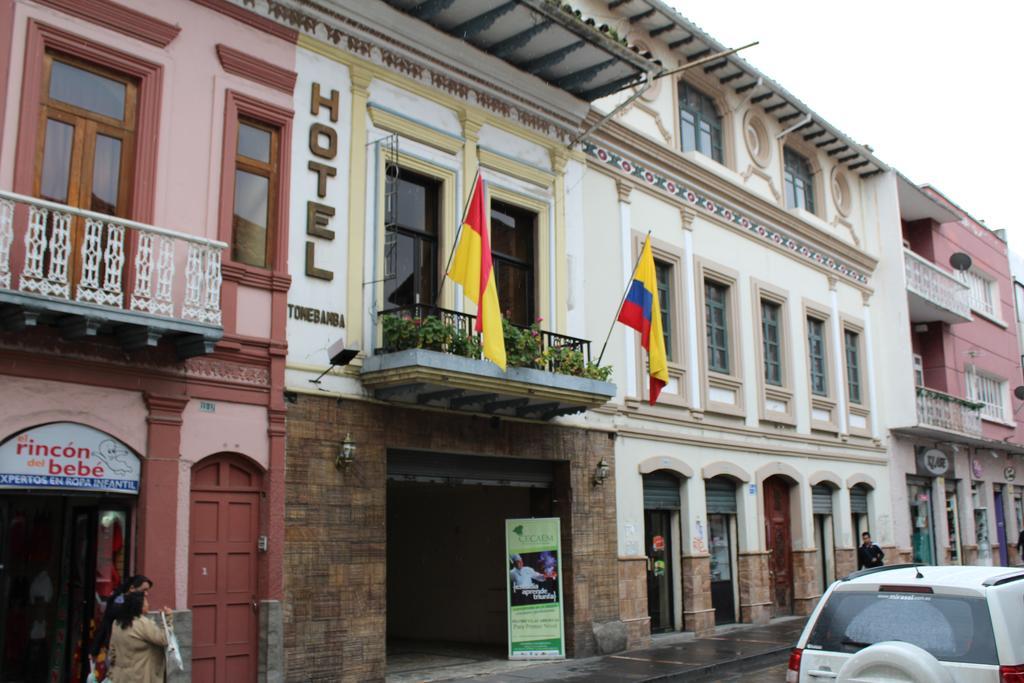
0, 190, 225, 326
916, 387, 983, 437
904, 248, 971, 319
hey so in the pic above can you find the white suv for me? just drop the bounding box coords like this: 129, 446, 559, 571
787, 564, 1024, 683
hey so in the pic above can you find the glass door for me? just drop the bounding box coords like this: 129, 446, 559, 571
644, 510, 673, 633
946, 492, 962, 565
994, 490, 1008, 566
908, 480, 935, 564
708, 514, 735, 625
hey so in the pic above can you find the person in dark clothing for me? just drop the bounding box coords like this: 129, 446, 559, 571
89, 575, 152, 680
1017, 528, 1023, 564
857, 532, 885, 569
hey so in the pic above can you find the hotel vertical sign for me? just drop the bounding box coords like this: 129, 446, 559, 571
305, 82, 338, 280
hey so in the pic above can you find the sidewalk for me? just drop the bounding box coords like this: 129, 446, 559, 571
438, 616, 807, 682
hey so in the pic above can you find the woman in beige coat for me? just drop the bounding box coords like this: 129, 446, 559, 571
107, 590, 173, 682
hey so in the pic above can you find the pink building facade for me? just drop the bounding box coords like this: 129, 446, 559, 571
0, 1, 294, 680
891, 178, 1024, 568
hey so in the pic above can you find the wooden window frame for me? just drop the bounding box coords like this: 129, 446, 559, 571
696, 258, 743, 417
489, 197, 537, 327
382, 164, 442, 308
803, 299, 838, 433
14, 20, 163, 223
485, 185, 551, 330
752, 278, 795, 426
217, 90, 292, 284
230, 117, 280, 269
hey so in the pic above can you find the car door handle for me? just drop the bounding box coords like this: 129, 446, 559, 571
807, 670, 838, 679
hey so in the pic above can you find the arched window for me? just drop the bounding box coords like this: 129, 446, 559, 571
783, 147, 815, 212
679, 82, 723, 162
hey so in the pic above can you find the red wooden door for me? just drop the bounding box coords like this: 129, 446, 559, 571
189, 457, 261, 682
764, 477, 793, 616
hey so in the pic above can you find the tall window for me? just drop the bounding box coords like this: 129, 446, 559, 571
966, 368, 1007, 422
705, 281, 729, 373
679, 82, 723, 162
807, 317, 828, 396
231, 119, 279, 267
761, 300, 783, 386
957, 268, 997, 319
490, 199, 535, 327
655, 260, 673, 361
783, 147, 815, 213
35, 54, 137, 279
383, 166, 439, 307
844, 329, 862, 404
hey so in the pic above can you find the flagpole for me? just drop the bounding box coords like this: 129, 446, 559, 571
434, 168, 482, 308
596, 230, 651, 366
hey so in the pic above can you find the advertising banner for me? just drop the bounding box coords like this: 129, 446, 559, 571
0, 423, 141, 493
505, 517, 564, 660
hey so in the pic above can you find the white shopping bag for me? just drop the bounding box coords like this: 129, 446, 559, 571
162, 612, 185, 673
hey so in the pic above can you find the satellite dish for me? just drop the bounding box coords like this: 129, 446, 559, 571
949, 252, 972, 272
1014, 385, 1024, 400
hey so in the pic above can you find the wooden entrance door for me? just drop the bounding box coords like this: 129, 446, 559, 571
764, 477, 793, 616
189, 456, 261, 682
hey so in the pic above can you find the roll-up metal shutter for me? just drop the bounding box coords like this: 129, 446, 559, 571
387, 450, 553, 488
812, 484, 834, 514
850, 485, 868, 514
705, 477, 737, 514
643, 471, 681, 510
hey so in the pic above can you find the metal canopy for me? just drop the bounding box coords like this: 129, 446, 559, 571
383, 0, 659, 101
610, 0, 889, 178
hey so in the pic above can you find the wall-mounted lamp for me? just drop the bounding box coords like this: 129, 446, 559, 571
593, 459, 610, 486
336, 433, 356, 469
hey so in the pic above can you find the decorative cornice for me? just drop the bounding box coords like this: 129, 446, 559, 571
679, 207, 695, 231
216, 44, 297, 95
36, 0, 181, 48
583, 141, 871, 286
243, 0, 578, 143
191, 0, 298, 43
615, 179, 632, 204
184, 358, 271, 387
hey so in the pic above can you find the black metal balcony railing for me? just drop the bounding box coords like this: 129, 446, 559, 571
377, 304, 600, 377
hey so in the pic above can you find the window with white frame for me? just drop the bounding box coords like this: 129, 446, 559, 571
913, 354, 924, 387
957, 268, 998, 319
966, 367, 1008, 422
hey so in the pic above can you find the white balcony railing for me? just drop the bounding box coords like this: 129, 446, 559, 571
904, 248, 971, 320
0, 190, 224, 327
916, 386, 983, 437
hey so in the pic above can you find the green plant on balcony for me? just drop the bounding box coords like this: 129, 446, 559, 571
380, 312, 612, 381
503, 318, 547, 370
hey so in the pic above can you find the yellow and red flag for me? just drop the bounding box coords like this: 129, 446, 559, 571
448, 175, 506, 370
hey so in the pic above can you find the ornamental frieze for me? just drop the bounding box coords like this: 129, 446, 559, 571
583, 141, 870, 285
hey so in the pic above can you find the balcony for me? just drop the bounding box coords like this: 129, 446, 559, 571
0, 190, 224, 358
915, 386, 983, 438
904, 248, 971, 324
361, 304, 616, 420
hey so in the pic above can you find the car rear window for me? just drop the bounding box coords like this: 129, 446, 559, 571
806, 589, 998, 665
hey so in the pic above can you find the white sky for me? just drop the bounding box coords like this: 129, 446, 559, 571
656, 1, 1024, 253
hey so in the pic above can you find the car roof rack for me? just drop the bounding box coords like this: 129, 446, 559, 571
982, 570, 1024, 587
842, 564, 926, 581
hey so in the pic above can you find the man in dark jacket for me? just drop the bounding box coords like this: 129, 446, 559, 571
1017, 527, 1023, 565
857, 532, 885, 569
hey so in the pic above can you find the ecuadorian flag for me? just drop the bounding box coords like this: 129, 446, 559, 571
618, 235, 668, 404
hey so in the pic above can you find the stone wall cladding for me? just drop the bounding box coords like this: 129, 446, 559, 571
680, 555, 714, 635
833, 548, 856, 580
617, 557, 650, 649
791, 549, 821, 616
284, 396, 617, 681
737, 552, 771, 624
